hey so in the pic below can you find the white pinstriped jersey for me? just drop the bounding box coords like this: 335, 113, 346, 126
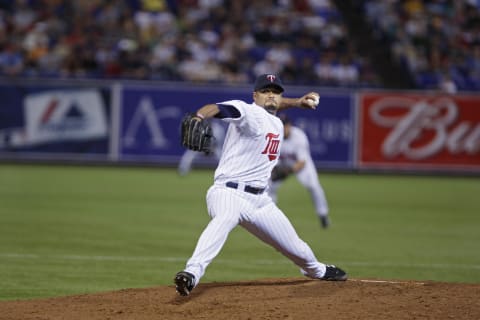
213, 100, 283, 188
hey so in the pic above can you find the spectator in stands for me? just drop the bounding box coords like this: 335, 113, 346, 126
439, 72, 458, 94
314, 53, 335, 85
0, 42, 24, 76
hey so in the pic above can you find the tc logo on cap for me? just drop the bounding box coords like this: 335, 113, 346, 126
266, 75, 276, 82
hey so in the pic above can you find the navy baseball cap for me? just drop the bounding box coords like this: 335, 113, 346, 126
254, 74, 284, 93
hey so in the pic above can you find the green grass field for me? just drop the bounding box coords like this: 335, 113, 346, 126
1, 164, 479, 301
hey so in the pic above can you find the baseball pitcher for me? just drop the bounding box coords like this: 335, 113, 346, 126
175, 74, 347, 296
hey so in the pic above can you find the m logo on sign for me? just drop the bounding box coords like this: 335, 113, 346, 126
23, 89, 107, 146
262, 132, 280, 161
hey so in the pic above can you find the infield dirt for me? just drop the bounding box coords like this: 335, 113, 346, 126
1, 278, 479, 320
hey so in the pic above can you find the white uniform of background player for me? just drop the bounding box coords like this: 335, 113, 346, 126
174, 74, 347, 296
177, 121, 226, 175
268, 114, 330, 228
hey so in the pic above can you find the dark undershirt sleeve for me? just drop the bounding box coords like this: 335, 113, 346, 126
215, 104, 241, 119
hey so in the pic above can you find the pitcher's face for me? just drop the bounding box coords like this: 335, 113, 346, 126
253, 87, 283, 114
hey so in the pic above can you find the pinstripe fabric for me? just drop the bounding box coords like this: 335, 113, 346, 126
240, 192, 326, 279
185, 185, 326, 285
213, 100, 281, 187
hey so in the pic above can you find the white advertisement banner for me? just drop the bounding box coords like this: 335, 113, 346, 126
23, 90, 107, 145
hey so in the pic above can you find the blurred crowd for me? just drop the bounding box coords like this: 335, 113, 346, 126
363, 0, 480, 93
0, 0, 380, 88
2, 0, 479, 92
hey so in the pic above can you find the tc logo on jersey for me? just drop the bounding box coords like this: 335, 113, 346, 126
262, 133, 280, 161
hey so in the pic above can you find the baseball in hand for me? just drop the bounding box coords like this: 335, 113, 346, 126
306, 94, 320, 107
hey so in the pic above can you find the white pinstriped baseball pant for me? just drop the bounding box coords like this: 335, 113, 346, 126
184, 183, 326, 287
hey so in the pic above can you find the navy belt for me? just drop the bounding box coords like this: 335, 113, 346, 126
226, 182, 265, 195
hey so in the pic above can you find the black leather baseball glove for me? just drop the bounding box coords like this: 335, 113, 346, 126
271, 164, 293, 182
181, 113, 214, 153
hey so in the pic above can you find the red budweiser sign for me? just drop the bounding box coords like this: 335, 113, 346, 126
359, 93, 480, 170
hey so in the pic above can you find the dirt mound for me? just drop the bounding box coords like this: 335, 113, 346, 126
2, 278, 479, 320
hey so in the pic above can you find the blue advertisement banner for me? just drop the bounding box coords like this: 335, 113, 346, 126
119, 85, 354, 168
119, 85, 238, 165
0, 84, 111, 158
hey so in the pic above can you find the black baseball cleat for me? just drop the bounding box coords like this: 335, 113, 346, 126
321, 265, 347, 281
320, 216, 330, 229
174, 271, 195, 296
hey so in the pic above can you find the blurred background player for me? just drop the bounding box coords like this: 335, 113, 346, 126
178, 120, 226, 176
268, 114, 330, 229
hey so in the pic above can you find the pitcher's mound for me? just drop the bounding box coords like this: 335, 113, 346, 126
2, 278, 480, 319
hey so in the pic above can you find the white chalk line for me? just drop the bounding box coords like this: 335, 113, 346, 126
350, 279, 425, 285
1, 253, 480, 271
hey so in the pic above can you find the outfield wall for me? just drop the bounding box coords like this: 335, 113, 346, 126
0, 78, 479, 174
